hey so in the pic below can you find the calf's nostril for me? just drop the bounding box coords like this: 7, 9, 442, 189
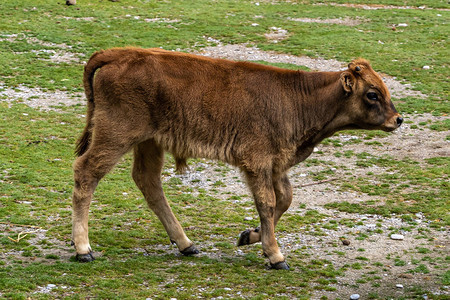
396, 116, 403, 126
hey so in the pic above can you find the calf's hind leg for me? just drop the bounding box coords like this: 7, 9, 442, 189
132, 140, 198, 255
72, 137, 131, 262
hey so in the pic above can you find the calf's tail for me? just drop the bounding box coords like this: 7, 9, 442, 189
75, 49, 122, 156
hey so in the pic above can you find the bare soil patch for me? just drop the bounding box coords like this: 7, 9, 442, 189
287, 17, 363, 26
314, 3, 450, 11
0, 83, 83, 111
0, 223, 71, 265
264, 27, 290, 43
1, 33, 85, 64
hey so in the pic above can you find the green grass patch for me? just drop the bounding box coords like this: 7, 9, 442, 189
328, 155, 449, 224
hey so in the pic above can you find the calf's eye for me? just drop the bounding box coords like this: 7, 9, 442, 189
366, 92, 378, 101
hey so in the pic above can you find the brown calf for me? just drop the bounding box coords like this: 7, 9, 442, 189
72, 47, 402, 269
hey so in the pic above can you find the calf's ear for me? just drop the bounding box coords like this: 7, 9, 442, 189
340, 71, 355, 93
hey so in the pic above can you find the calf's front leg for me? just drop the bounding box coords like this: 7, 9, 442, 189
244, 170, 289, 270
238, 174, 292, 256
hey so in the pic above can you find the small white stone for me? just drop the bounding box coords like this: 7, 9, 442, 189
390, 234, 404, 240
423, 66, 430, 70
350, 294, 360, 300
396, 284, 404, 288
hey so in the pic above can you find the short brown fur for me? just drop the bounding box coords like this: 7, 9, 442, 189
71, 47, 401, 268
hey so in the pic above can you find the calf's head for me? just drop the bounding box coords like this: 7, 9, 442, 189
340, 59, 402, 132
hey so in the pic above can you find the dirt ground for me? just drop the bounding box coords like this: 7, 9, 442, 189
1, 44, 448, 299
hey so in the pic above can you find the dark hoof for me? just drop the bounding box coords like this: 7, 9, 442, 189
180, 245, 199, 256
237, 227, 259, 246
237, 229, 251, 246
76, 252, 95, 263
269, 261, 290, 270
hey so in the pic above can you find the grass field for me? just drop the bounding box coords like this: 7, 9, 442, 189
0, 0, 448, 299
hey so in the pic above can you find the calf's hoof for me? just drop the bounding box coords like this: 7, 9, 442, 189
237, 229, 251, 246
180, 245, 199, 256
76, 252, 95, 263
237, 227, 259, 246
269, 261, 290, 270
